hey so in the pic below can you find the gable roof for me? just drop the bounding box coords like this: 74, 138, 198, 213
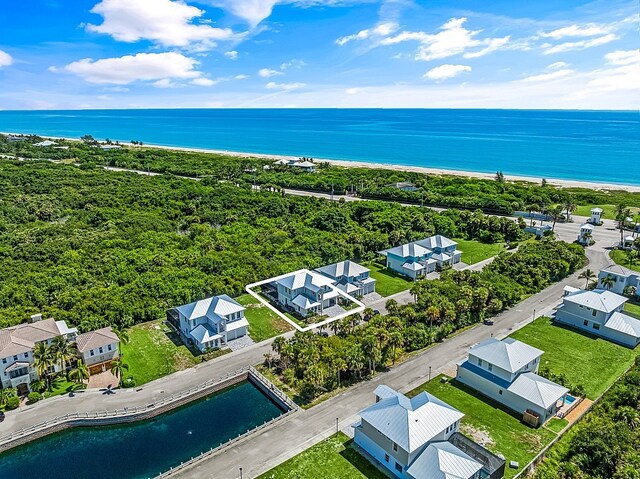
291, 294, 320, 310
0, 318, 63, 358
469, 338, 543, 374
359, 387, 464, 453
190, 323, 222, 344
316, 260, 369, 279
416, 235, 458, 250
175, 294, 244, 321
507, 372, 568, 408
76, 327, 119, 353
580, 223, 595, 231
603, 312, 640, 338
600, 264, 637, 278
406, 441, 482, 479
382, 242, 431, 259
563, 288, 628, 313
275, 270, 335, 292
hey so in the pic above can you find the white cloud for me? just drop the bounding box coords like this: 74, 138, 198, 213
224, 50, 238, 60
0, 50, 13, 68
210, 0, 279, 27
548, 61, 570, 70
265, 81, 306, 91
521, 69, 574, 82
423, 64, 471, 81
543, 34, 617, 54
235, 74, 250, 80
86, 0, 238, 49
191, 77, 216, 86
258, 68, 282, 77
345, 87, 363, 94
605, 49, 639, 66
55, 52, 203, 85
463, 36, 510, 58
541, 24, 609, 39
336, 21, 398, 45
582, 49, 640, 93
153, 79, 179, 88
280, 59, 306, 70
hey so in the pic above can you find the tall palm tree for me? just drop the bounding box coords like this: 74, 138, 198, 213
600, 274, 616, 291
110, 358, 129, 387
32, 342, 55, 391
549, 205, 563, 231
615, 204, 631, 246
578, 269, 596, 289
388, 331, 404, 365
113, 327, 130, 355
426, 305, 441, 329
50, 336, 77, 376
70, 362, 89, 387
563, 199, 576, 222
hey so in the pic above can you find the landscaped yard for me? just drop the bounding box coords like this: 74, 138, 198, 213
235, 293, 293, 342
44, 376, 80, 398
510, 316, 637, 399
454, 238, 505, 265
365, 262, 412, 296
408, 376, 557, 479
574, 204, 618, 219
256, 432, 387, 479
609, 249, 640, 272
625, 301, 640, 318
121, 320, 199, 385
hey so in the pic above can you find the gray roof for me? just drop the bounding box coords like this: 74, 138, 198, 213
175, 294, 244, 321
416, 235, 458, 250
291, 294, 320, 310
381, 242, 431, 259
316, 260, 369, 279
507, 372, 568, 408
359, 387, 464, 453
603, 312, 640, 338
406, 441, 482, 479
600, 264, 637, 278
76, 327, 119, 353
0, 318, 64, 358
563, 288, 628, 313
294, 161, 315, 168
469, 338, 543, 374
275, 270, 334, 292
190, 323, 222, 344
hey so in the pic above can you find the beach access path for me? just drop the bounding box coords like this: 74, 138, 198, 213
0, 219, 621, 478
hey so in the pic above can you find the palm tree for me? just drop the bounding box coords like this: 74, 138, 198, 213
600, 274, 616, 291
32, 342, 55, 391
626, 249, 639, 267
51, 336, 77, 376
563, 199, 576, 222
578, 269, 596, 289
110, 358, 129, 387
549, 205, 563, 231
615, 204, 631, 246
70, 362, 89, 387
385, 299, 399, 315
426, 305, 441, 329
388, 331, 404, 365
113, 327, 130, 355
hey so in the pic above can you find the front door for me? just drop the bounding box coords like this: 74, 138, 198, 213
16, 382, 29, 396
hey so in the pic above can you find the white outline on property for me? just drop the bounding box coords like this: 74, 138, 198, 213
245, 269, 365, 332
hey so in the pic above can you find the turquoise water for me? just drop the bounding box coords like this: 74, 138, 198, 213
565, 394, 576, 405
0, 381, 284, 479
0, 109, 638, 185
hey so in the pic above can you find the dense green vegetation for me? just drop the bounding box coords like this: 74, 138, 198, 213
264, 240, 586, 404
533, 356, 640, 479
510, 316, 637, 399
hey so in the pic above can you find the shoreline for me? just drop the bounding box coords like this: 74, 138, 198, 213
4, 131, 640, 192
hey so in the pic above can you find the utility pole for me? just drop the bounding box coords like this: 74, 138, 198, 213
240, 468, 243, 479
428, 366, 432, 382
336, 417, 339, 433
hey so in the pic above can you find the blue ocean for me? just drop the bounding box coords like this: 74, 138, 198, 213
0, 109, 638, 185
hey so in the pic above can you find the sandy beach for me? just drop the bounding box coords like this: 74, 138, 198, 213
5, 132, 640, 192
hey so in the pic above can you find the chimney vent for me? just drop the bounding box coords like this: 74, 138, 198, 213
30, 313, 43, 323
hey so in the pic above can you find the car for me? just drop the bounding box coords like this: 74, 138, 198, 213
484, 318, 495, 325
372, 310, 380, 316
318, 331, 329, 338
0, 411, 5, 423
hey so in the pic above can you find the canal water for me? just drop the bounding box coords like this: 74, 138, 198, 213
0, 381, 285, 479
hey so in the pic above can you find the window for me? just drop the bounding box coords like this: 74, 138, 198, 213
477, 358, 483, 366
99, 347, 104, 354
395, 462, 402, 473
583, 319, 589, 326
393, 442, 398, 452
2, 358, 6, 364
108, 344, 112, 351
592, 309, 597, 317
24, 352, 28, 358
90, 350, 95, 356
593, 323, 600, 330
13, 355, 18, 361
488, 364, 493, 372
384, 454, 389, 463
499, 389, 503, 395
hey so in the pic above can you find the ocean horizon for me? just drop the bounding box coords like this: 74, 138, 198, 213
1, 108, 638, 186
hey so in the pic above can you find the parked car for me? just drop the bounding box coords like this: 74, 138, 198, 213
0, 411, 5, 423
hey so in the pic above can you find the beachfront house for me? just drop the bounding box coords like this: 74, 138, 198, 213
172, 295, 249, 352
597, 264, 640, 296
273, 158, 316, 172
456, 338, 569, 426
275, 270, 339, 317
577, 223, 594, 245
34, 140, 57, 147
75, 327, 120, 375
0, 314, 78, 394
354, 385, 505, 479
589, 207, 603, 225
100, 144, 121, 150
388, 182, 419, 192
315, 260, 376, 297
379, 235, 462, 280
555, 288, 640, 347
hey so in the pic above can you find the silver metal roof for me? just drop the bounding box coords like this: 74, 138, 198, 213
415, 235, 458, 250
507, 372, 568, 408
275, 270, 335, 292
563, 288, 628, 313
468, 338, 543, 374
603, 312, 640, 338
406, 441, 482, 479
600, 264, 638, 278
175, 294, 244, 321
316, 260, 370, 279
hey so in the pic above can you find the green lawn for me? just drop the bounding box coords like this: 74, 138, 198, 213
409, 377, 557, 479
510, 316, 637, 399
544, 418, 568, 434
609, 249, 640, 272
121, 320, 199, 385
625, 301, 640, 318
574, 204, 639, 220
365, 262, 412, 296
454, 239, 505, 265
44, 377, 80, 398
257, 432, 388, 479
235, 293, 293, 342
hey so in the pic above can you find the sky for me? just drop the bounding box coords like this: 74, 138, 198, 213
0, 0, 638, 109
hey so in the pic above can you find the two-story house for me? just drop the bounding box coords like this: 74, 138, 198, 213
555, 288, 640, 347
456, 338, 568, 425
597, 264, 640, 296
75, 327, 120, 375
0, 314, 77, 394
354, 385, 505, 479
315, 260, 376, 297
379, 235, 463, 280
173, 295, 249, 352
274, 270, 339, 317
577, 223, 594, 245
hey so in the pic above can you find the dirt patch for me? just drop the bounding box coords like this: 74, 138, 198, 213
521, 431, 544, 453
461, 424, 495, 448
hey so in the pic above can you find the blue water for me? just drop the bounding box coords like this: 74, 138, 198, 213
0, 109, 638, 185
0, 381, 285, 479
565, 394, 576, 405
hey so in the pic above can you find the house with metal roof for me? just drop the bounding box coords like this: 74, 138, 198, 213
555, 287, 640, 347
172, 295, 248, 352
315, 260, 376, 297
354, 386, 504, 479
379, 235, 463, 280
589, 207, 603, 225
597, 264, 640, 296
456, 338, 568, 425
274, 270, 339, 317
577, 223, 595, 244
76, 327, 120, 375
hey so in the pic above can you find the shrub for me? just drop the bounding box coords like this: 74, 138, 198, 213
27, 392, 42, 404
121, 376, 136, 388
5, 396, 20, 410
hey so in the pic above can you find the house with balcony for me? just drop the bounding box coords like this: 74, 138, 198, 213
75, 327, 120, 375
456, 338, 569, 426
315, 260, 376, 297
555, 288, 640, 347
577, 223, 594, 245
274, 270, 339, 317
0, 314, 77, 394
354, 385, 505, 479
379, 235, 462, 280
589, 207, 603, 225
597, 264, 640, 296
172, 295, 249, 352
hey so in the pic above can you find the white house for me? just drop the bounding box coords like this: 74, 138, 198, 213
388, 182, 419, 192
456, 338, 568, 426
173, 295, 249, 352
75, 327, 120, 375
555, 288, 640, 347
589, 207, 603, 225
354, 385, 504, 479
315, 260, 376, 297
292, 160, 316, 172
597, 264, 640, 296
0, 314, 77, 394
379, 235, 463, 280
34, 140, 57, 147
275, 270, 339, 317
577, 223, 594, 245
100, 144, 121, 150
